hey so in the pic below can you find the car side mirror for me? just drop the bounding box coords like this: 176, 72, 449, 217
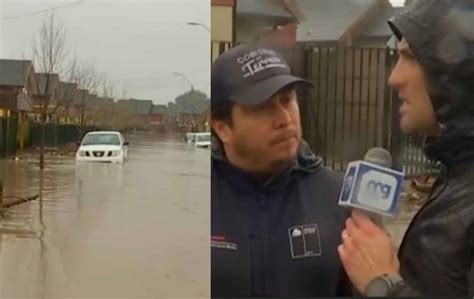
123, 141, 130, 146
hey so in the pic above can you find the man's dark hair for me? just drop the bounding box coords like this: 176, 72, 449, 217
211, 99, 234, 126
211, 99, 235, 140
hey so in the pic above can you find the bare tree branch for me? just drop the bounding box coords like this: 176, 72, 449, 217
101, 76, 116, 99
29, 11, 69, 169
69, 59, 101, 127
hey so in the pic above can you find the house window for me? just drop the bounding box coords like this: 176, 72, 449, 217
22, 87, 28, 96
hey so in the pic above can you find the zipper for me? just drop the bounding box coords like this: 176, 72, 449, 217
249, 193, 268, 296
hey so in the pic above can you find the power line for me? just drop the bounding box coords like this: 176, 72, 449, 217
1, 0, 84, 21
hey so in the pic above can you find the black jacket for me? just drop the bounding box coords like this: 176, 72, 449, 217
391, 163, 474, 296
387, 0, 474, 296
211, 141, 351, 297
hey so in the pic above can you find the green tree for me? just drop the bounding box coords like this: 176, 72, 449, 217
173, 89, 209, 115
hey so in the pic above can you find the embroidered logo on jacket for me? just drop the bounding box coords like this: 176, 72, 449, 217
288, 224, 322, 258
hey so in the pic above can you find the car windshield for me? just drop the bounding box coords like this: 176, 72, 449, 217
196, 134, 210, 142
82, 134, 121, 146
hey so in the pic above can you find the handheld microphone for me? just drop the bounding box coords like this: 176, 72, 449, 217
338, 148, 405, 226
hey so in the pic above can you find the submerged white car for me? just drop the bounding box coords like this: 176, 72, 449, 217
76, 131, 129, 163
194, 132, 211, 148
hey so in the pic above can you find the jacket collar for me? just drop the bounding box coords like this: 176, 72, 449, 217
212, 138, 322, 190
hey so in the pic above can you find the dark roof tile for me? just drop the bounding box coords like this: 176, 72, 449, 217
296, 0, 377, 42
0, 59, 33, 87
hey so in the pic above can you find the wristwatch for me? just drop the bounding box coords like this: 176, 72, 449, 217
364, 273, 404, 297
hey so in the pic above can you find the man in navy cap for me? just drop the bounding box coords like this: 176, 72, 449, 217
210, 43, 352, 297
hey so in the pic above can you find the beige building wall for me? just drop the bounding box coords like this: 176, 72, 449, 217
211, 6, 233, 42
211, 5, 233, 63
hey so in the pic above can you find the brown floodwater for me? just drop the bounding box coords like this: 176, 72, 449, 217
0, 136, 210, 298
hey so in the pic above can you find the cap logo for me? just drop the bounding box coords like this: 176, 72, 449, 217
236, 48, 287, 78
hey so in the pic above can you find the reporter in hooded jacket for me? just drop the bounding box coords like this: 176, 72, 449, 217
338, 0, 474, 296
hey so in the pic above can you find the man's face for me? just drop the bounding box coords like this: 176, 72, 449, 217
388, 38, 439, 135
215, 85, 302, 174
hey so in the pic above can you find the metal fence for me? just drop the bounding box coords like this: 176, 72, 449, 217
28, 123, 98, 148
212, 41, 233, 63
280, 45, 435, 176
1, 118, 100, 158
399, 134, 438, 176
212, 43, 435, 176
0, 116, 18, 158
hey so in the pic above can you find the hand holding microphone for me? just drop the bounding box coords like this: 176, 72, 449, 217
337, 148, 403, 294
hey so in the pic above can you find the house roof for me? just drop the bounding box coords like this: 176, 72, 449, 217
57, 82, 78, 102
360, 4, 399, 37
76, 89, 90, 101
130, 99, 153, 115
237, 0, 296, 22
116, 99, 131, 112
151, 104, 168, 115
0, 59, 33, 87
117, 99, 153, 115
34, 73, 60, 96
90, 97, 114, 108
296, 0, 378, 42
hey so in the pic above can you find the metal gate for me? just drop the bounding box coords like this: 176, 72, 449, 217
0, 115, 18, 158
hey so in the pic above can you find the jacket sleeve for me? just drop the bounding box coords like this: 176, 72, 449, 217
390, 224, 474, 297
468, 246, 474, 295
391, 256, 474, 296
468, 221, 474, 295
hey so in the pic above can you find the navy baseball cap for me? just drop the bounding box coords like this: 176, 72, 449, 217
212, 44, 314, 106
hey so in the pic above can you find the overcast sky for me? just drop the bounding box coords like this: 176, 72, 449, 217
0, 0, 405, 104
0, 0, 210, 105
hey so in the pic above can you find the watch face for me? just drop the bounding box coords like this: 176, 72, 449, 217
366, 277, 390, 297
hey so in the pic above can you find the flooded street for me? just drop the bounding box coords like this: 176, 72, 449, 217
0, 133, 420, 298
0, 136, 210, 299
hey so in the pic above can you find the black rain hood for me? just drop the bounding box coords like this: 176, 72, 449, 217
388, 0, 474, 167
